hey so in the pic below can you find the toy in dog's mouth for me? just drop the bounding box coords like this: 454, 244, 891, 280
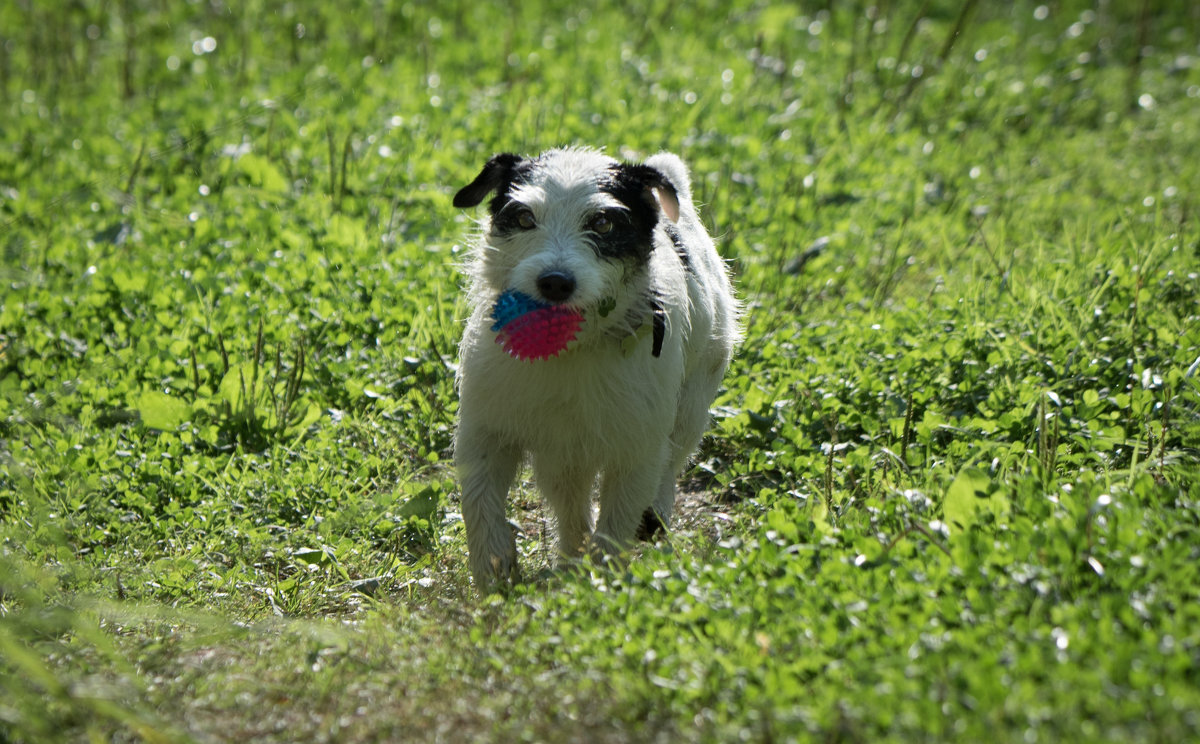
490, 290, 584, 361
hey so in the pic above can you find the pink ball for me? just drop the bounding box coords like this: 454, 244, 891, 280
495, 304, 584, 361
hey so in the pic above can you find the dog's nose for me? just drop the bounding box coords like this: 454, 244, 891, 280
536, 270, 576, 303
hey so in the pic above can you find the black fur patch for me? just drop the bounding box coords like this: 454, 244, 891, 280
593, 163, 674, 263
452, 153, 545, 229
651, 300, 665, 358
664, 223, 690, 270
453, 153, 526, 209
485, 158, 540, 220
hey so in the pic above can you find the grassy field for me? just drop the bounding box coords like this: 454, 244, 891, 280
2, 0, 1199, 741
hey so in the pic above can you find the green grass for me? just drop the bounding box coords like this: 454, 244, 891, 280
2, 0, 1199, 741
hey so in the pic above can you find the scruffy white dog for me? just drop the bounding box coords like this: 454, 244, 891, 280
452, 147, 740, 592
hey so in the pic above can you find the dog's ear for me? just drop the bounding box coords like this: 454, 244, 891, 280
624, 164, 681, 223
650, 178, 680, 223
453, 153, 525, 209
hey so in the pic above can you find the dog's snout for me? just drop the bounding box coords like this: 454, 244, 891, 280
536, 271, 576, 303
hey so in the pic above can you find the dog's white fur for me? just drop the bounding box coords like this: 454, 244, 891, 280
453, 147, 740, 591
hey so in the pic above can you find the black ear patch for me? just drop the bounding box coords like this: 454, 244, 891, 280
619, 164, 680, 223
453, 153, 526, 209
596, 163, 683, 263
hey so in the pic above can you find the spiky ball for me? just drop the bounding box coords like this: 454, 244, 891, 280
490, 290, 583, 361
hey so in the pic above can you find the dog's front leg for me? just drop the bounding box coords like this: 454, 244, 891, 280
593, 445, 669, 558
533, 456, 596, 560
456, 429, 523, 591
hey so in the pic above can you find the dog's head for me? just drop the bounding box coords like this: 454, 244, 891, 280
454, 148, 680, 320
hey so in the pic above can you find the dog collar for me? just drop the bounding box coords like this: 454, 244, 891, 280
617, 303, 666, 358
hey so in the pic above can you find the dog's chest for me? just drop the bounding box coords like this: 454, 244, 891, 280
477, 349, 679, 454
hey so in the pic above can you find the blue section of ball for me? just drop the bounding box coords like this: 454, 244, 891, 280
490, 290, 548, 332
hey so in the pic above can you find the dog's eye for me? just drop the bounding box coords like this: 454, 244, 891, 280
588, 214, 613, 235
516, 210, 536, 230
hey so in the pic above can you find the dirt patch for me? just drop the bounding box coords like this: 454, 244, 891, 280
664, 488, 739, 545
509, 483, 740, 569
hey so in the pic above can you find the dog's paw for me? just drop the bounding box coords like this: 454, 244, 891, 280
473, 552, 522, 595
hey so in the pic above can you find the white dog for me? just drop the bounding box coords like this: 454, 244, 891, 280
452, 147, 740, 591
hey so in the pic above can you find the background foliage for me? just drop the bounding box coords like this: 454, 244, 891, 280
2, 0, 1198, 741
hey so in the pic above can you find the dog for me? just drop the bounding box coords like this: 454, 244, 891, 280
451, 147, 740, 592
